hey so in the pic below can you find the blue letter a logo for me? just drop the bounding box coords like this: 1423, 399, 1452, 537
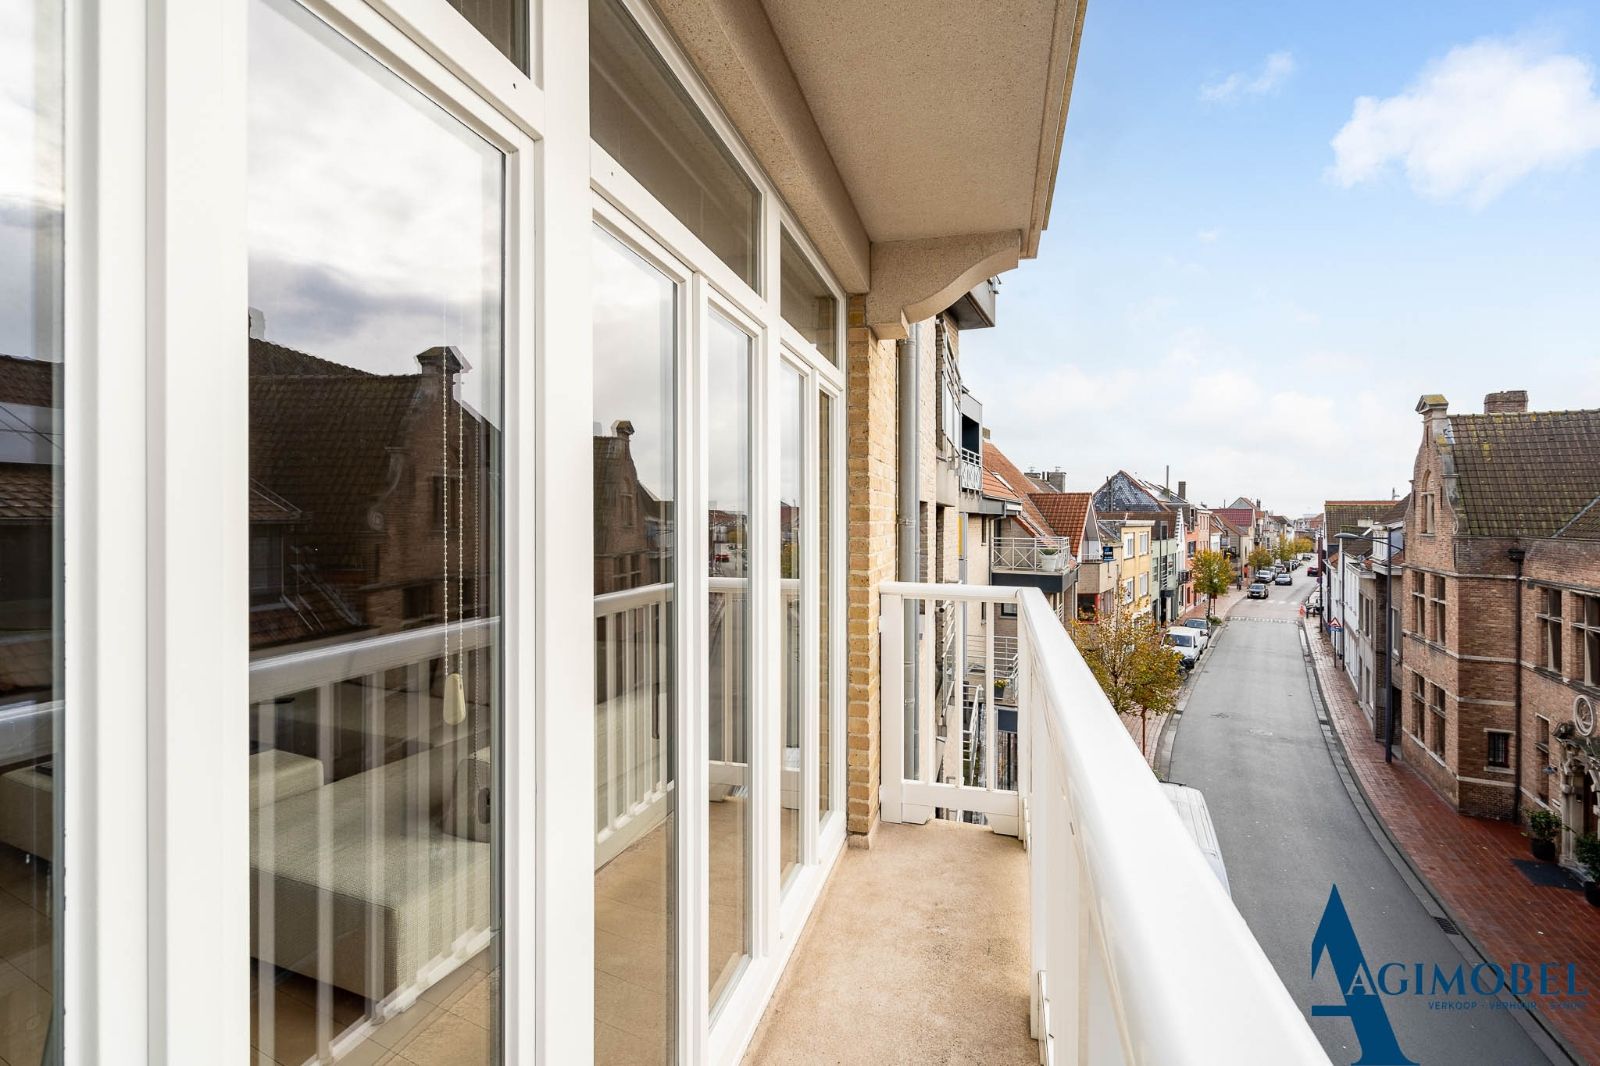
1311, 886, 1418, 1065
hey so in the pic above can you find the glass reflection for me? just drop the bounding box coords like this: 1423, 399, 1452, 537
589, 0, 759, 288
779, 365, 803, 886
779, 231, 837, 365
818, 392, 833, 822
592, 227, 676, 1065
247, 2, 504, 1061
706, 313, 751, 1010
0, 1, 63, 1062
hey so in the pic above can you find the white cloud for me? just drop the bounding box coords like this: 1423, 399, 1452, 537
1330, 38, 1600, 207
1201, 52, 1296, 103
1195, 228, 1222, 243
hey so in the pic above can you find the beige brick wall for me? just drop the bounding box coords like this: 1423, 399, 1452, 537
845, 296, 897, 837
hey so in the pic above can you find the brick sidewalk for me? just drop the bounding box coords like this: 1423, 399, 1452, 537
1306, 622, 1599, 1065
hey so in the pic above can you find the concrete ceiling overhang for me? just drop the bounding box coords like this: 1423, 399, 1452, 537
648, 0, 1087, 338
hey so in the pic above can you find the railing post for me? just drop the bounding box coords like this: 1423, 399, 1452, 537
983, 605, 996, 790
879, 592, 905, 823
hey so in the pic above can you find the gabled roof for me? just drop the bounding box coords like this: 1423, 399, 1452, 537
1028, 491, 1092, 555
982, 441, 1049, 536
1382, 495, 1409, 525
1322, 500, 1393, 538
1444, 408, 1600, 540
1211, 507, 1255, 532
1092, 470, 1170, 516
1209, 511, 1242, 536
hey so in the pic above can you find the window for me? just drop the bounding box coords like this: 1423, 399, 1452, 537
1417, 474, 1436, 534
1138, 532, 1149, 554
590, 0, 760, 287
1430, 575, 1447, 645
1538, 587, 1564, 675
1536, 717, 1551, 800
778, 363, 805, 888
1123, 578, 1135, 604
445, 0, 528, 71
706, 310, 753, 1008
0, 0, 64, 1049
1429, 684, 1447, 756
1359, 595, 1372, 636
1139, 573, 1149, 597
1123, 534, 1134, 558
249, 529, 286, 605
1486, 731, 1511, 770
592, 226, 677, 1059
1412, 570, 1427, 640
1411, 672, 1426, 737
248, 1, 508, 1057
780, 228, 838, 364
1575, 594, 1600, 686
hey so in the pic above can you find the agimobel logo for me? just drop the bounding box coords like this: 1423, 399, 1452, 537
1311, 885, 1419, 1066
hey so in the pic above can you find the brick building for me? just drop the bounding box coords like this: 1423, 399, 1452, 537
1399, 391, 1600, 853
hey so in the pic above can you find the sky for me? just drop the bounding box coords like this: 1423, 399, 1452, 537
960, 1, 1600, 518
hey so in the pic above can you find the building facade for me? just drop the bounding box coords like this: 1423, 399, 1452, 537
1400, 391, 1600, 845
0, 0, 1090, 1062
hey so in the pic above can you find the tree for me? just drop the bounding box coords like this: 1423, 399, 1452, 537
1247, 545, 1273, 576
1191, 549, 1234, 622
1292, 534, 1315, 556
1069, 600, 1184, 754
1274, 538, 1296, 567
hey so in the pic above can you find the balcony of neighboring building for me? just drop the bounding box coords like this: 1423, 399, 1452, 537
992, 535, 1073, 575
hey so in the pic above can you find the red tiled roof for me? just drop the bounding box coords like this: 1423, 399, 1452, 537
981, 468, 1018, 502
1212, 507, 1254, 531
981, 442, 1049, 536
1029, 491, 1091, 555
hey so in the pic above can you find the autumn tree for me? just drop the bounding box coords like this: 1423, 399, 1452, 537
1274, 538, 1296, 567
1247, 545, 1273, 576
1069, 599, 1184, 754
1191, 549, 1234, 622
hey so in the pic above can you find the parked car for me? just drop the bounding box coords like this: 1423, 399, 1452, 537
1162, 782, 1231, 896
1274, 572, 1292, 586
1248, 582, 1269, 599
1179, 618, 1210, 650
1164, 628, 1203, 669
1306, 565, 1320, 577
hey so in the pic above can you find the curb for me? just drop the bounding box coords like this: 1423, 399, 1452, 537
1297, 621, 1580, 1066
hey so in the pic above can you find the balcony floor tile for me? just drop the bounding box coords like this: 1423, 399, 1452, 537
744, 820, 1034, 1065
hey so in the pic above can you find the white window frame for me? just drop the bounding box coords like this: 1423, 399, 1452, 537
67, 0, 566, 1061
68, 0, 851, 1061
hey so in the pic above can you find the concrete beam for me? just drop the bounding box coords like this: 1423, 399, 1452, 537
864, 231, 1021, 340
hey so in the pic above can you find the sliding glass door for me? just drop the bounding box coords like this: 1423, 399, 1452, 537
246, 1, 506, 1060
0, 3, 64, 1062
592, 225, 678, 1065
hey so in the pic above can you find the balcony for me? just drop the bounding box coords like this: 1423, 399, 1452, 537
992, 535, 1071, 574
959, 446, 984, 493
750, 582, 1325, 1065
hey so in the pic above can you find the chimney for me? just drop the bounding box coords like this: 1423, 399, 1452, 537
1415, 394, 1449, 437
1178, 480, 1187, 501
416, 345, 467, 376
1484, 390, 1527, 415
247, 307, 266, 340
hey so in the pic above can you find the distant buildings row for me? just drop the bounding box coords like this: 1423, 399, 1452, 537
1316, 389, 1600, 869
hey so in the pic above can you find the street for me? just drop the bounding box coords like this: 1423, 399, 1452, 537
1167, 575, 1552, 1065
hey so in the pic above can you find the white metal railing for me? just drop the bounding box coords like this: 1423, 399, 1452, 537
959, 447, 983, 492
992, 535, 1071, 574
879, 582, 1327, 1065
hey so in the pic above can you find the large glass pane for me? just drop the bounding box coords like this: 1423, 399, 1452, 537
778, 366, 804, 886
445, 0, 528, 72
592, 227, 676, 1065
0, 2, 63, 1062
248, 2, 504, 1061
818, 392, 833, 822
779, 230, 838, 365
706, 312, 751, 1011
590, 0, 759, 289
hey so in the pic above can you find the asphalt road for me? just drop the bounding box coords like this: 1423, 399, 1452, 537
1167, 575, 1553, 1066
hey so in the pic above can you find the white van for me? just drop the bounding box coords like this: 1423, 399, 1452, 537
1162, 782, 1231, 895
1164, 626, 1202, 669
